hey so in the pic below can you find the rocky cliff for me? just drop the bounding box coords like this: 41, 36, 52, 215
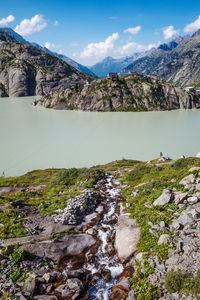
120, 32, 200, 88
1, 28, 96, 77
36, 72, 200, 111
0, 32, 91, 97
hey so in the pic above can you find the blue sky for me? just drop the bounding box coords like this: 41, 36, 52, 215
0, 0, 200, 65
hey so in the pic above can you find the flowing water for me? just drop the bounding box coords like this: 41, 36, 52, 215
64, 175, 124, 299
1, 96, 200, 176
85, 175, 123, 299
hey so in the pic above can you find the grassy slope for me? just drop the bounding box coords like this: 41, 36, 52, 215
1, 157, 200, 298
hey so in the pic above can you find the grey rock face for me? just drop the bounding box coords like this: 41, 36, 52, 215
120, 32, 200, 88
179, 174, 196, 186
37, 72, 200, 111
0, 38, 90, 97
22, 234, 96, 263
153, 189, 172, 206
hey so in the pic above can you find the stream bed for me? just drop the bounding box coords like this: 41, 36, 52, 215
64, 175, 124, 299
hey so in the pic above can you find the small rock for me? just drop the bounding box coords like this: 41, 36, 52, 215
174, 192, 188, 205
189, 167, 200, 172
187, 196, 198, 204
158, 234, 171, 245
149, 229, 159, 238
153, 189, 172, 206
144, 202, 152, 208
160, 221, 166, 228
23, 273, 36, 296
127, 290, 136, 300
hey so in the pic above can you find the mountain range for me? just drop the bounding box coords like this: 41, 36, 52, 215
89, 53, 147, 78
120, 33, 200, 88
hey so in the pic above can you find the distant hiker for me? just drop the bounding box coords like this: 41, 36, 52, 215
180, 154, 185, 159
160, 152, 163, 158
1, 171, 5, 177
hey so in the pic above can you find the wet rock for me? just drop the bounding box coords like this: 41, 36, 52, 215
116, 277, 130, 291
115, 213, 140, 263
22, 234, 96, 263
153, 189, 172, 206
158, 234, 171, 245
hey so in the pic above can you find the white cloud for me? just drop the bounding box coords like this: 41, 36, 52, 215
117, 41, 160, 56
45, 42, 55, 50
184, 16, 200, 32
163, 25, 179, 40
0, 14, 15, 26
80, 32, 119, 58
15, 14, 47, 36
124, 26, 141, 35
54, 20, 59, 26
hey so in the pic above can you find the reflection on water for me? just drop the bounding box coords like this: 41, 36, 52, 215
0, 96, 200, 176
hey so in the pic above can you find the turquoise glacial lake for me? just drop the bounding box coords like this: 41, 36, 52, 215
0, 96, 200, 176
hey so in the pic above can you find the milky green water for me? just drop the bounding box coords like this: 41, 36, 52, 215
0, 96, 200, 177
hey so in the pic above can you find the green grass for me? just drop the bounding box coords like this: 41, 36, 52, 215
0, 166, 105, 237
116, 157, 200, 298
165, 269, 200, 297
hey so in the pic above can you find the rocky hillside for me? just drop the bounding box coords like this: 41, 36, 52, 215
0, 31, 91, 97
121, 33, 200, 87
1, 28, 96, 77
90, 53, 147, 78
36, 72, 200, 111
1, 157, 200, 299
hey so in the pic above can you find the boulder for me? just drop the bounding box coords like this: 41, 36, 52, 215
174, 192, 188, 205
179, 174, 195, 186
177, 212, 193, 226
153, 189, 172, 206
22, 234, 95, 263
114, 214, 140, 263
158, 234, 171, 245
